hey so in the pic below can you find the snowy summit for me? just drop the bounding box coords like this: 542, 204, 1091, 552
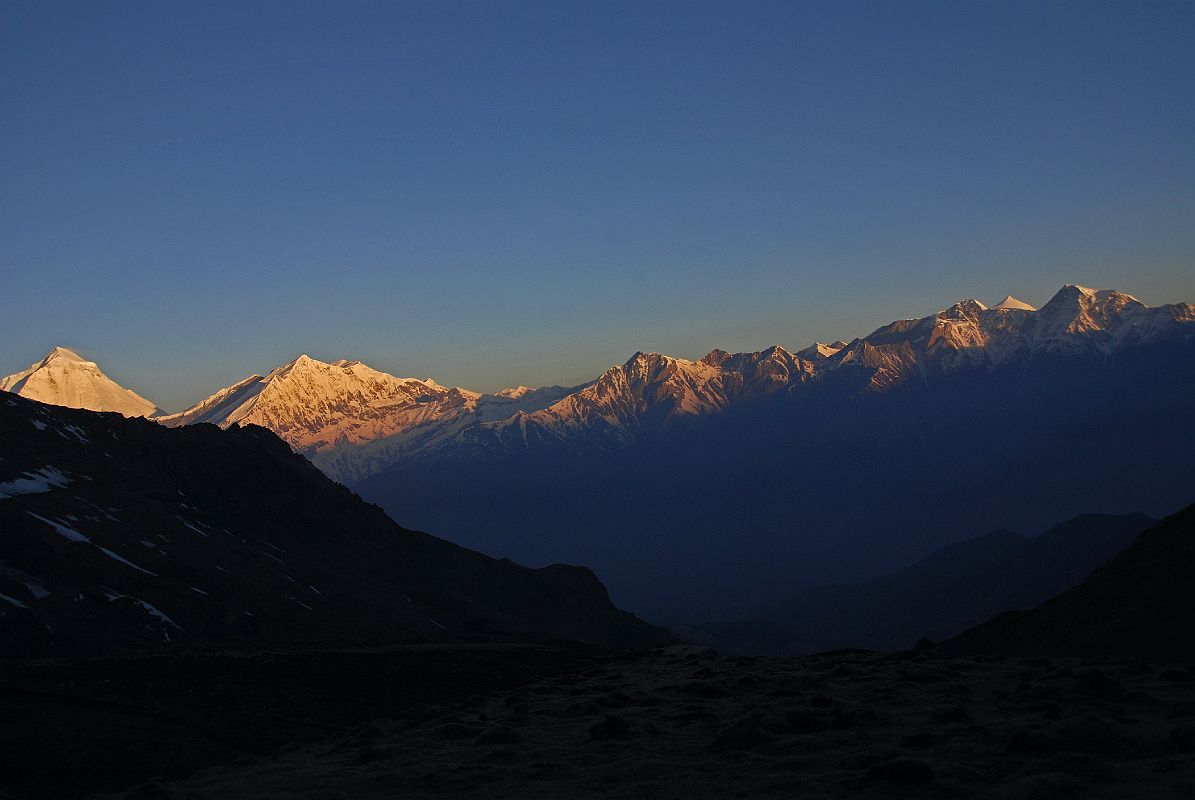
0, 347, 160, 418
991, 295, 1037, 312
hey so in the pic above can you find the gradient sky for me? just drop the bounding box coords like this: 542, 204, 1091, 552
3, 1, 1194, 411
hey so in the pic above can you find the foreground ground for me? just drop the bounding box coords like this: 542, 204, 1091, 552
3, 644, 1193, 799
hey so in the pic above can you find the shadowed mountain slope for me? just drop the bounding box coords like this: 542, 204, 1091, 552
947, 504, 1195, 663
674, 512, 1154, 654
0, 394, 670, 657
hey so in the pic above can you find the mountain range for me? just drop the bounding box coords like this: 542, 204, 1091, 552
8, 286, 1191, 484
5, 283, 1194, 623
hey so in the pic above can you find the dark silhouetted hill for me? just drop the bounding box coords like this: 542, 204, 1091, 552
947, 503, 1195, 663
0, 394, 671, 657
675, 512, 1154, 654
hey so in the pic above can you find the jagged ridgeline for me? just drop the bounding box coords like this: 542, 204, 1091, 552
138, 286, 1193, 485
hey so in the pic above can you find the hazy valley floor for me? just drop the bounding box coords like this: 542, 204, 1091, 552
4, 645, 1194, 799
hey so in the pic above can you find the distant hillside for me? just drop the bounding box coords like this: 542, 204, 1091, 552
675, 512, 1154, 655
0, 394, 670, 657
947, 504, 1195, 663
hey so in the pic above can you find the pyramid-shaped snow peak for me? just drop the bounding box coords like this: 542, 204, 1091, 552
992, 295, 1036, 311
1, 347, 160, 417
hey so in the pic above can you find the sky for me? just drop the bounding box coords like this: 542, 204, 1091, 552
2, 1, 1193, 411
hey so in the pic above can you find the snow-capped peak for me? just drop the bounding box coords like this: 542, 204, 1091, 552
42, 346, 90, 364
1040, 285, 1142, 317
798, 342, 847, 360
1, 347, 160, 417
945, 298, 989, 315
270, 354, 318, 377
129, 281, 1195, 485
991, 295, 1036, 311
155, 353, 493, 482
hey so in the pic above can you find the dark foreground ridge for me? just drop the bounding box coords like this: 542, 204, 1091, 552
0, 394, 671, 656
2, 644, 1193, 799
948, 503, 1195, 663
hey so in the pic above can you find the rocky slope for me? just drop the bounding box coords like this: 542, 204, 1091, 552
0, 393, 670, 657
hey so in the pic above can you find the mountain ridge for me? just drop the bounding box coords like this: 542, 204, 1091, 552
7, 285, 1191, 478
135, 284, 1195, 483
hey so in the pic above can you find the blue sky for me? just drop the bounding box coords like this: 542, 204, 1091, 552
3, 0, 1193, 410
